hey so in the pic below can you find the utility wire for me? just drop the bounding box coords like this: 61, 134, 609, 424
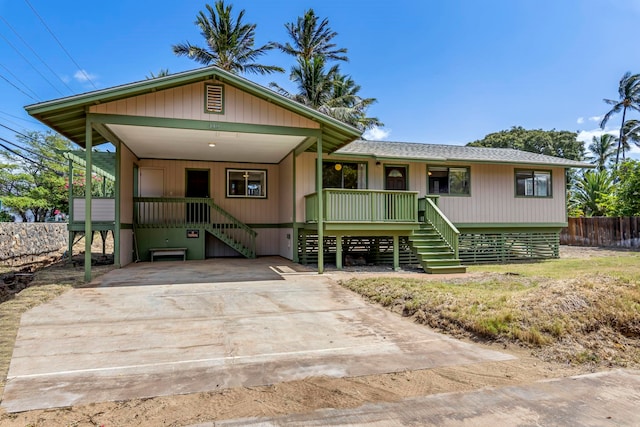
0, 137, 65, 175
24, 0, 98, 90
0, 72, 38, 101
0, 62, 40, 100
0, 31, 63, 96
0, 110, 41, 126
0, 123, 66, 165
0, 15, 75, 94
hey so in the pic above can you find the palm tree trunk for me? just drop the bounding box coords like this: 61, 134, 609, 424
616, 106, 627, 168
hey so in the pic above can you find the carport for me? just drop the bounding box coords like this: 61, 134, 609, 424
1, 258, 513, 412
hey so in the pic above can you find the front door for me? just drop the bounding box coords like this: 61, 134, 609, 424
186, 169, 210, 223
385, 166, 407, 190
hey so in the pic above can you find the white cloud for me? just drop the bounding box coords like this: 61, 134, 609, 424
576, 117, 584, 124
588, 116, 602, 123
74, 69, 97, 83
362, 126, 391, 141
577, 128, 616, 144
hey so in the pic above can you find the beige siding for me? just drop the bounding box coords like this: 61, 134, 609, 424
90, 81, 320, 129
437, 164, 567, 224
120, 229, 134, 266
120, 143, 137, 224
138, 159, 282, 224
278, 228, 294, 259
72, 198, 115, 222
278, 152, 294, 223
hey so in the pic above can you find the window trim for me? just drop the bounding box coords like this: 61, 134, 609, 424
427, 165, 471, 196
320, 160, 368, 189
226, 168, 267, 199
204, 84, 225, 114
514, 169, 553, 198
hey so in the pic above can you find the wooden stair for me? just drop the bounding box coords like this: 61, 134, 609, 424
409, 224, 466, 274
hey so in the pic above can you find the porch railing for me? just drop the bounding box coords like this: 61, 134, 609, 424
419, 196, 460, 256
305, 189, 419, 223
134, 197, 256, 258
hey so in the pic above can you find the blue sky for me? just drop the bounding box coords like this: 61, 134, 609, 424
1, 0, 640, 158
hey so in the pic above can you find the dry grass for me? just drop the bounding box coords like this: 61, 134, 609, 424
342, 251, 640, 367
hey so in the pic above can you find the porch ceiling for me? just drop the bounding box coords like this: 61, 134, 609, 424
107, 124, 306, 163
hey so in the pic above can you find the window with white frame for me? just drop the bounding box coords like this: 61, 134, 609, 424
515, 170, 551, 197
227, 169, 266, 198
428, 166, 470, 195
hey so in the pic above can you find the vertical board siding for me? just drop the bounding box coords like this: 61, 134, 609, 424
138, 158, 282, 224
437, 164, 567, 224
120, 229, 134, 266
120, 144, 137, 224
90, 81, 320, 129
560, 217, 640, 248
278, 152, 294, 223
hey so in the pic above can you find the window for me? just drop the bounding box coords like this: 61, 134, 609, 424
205, 84, 224, 114
227, 169, 266, 198
428, 166, 470, 195
322, 162, 367, 189
515, 170, 551, 197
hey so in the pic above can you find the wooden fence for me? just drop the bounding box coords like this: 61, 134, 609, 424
560, 217, 640, 248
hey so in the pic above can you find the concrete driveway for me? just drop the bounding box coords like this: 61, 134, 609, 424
2, 257, 513, 413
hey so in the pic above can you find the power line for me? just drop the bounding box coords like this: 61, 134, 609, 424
0, 72, 38, 101
0, 123, 68, 166
0, 30, 63, 96
24, 0, 98, 90
0, 110, 41, 126
0, 62, 40, 99
0, 15, 75, 94
0, 137, 65, 174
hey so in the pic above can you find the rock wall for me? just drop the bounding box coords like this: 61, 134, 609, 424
0, 223, 68, 266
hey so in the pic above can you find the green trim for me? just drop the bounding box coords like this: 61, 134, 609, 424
204, 84, 225, 114
455, 222, 567, 229
316, 130, 324, 273
245, 223, 293, 228
185, 168, 211, 198
427, 164, 471, 197
225, 168, 267, 199
514, 168, 553, 198
292, 151, 298, 263
26, 66, 360, 151
114, 139, 121, 267
84, 119, 93, 282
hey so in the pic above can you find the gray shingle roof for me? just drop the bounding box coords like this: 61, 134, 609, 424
335, 140, 592, 168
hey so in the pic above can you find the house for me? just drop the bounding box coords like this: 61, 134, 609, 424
25, 66, 590, 281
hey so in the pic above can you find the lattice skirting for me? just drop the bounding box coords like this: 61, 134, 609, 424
458, 231, 559, 264
298, 235, 420, 266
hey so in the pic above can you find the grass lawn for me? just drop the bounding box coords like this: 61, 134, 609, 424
341, 251, 640, 367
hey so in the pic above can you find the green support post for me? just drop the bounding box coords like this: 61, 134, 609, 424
114, 139, 121, 267
336, 234, 343, 269
316, 131, 324, 274
393, 234, 400, 271
67, 158, 74, 264
84, 120, 93, 282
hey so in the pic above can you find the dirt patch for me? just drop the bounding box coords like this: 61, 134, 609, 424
0, 244, 635, 426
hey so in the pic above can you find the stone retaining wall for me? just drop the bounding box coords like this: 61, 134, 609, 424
0, 223, 68, 266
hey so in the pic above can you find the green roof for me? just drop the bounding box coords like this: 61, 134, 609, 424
63, 151, 116, 181
25, 66, 361, 153
336, 140, 593, 168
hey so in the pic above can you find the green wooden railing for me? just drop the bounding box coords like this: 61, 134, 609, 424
305, 189, 419, 223
134, 197, 256, 258
419, 196, 460, 257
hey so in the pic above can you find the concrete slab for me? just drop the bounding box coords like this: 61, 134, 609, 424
213, 369, 640, 427
1, 258, 513, 413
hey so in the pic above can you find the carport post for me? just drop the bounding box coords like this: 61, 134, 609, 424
84, 119, 93, 282
316, 131, 324, 274
393, 234, 400, 271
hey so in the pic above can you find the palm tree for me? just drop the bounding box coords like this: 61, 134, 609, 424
172, 1, 283, 75
587, 134, 617, 171
146, 69, 170, 79
600, 72, 640, 168
325, 73, 382, 131
570, 170, 614, 217
622, 119, 640, 155
275, 9, 348, 62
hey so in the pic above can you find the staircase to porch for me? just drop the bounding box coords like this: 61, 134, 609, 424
134, 197, 257, 259
410, 197, 466, 274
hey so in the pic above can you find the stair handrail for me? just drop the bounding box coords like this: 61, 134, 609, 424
421, 197, 460, 257
203, 198, 257, 238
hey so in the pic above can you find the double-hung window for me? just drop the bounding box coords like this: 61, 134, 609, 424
515, 170, 551, 197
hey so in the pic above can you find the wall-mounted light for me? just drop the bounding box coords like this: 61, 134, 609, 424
375, 161, 381, 166
208, 143, 216, 147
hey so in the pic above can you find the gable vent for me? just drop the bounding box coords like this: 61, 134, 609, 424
205, 84, 224, 113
